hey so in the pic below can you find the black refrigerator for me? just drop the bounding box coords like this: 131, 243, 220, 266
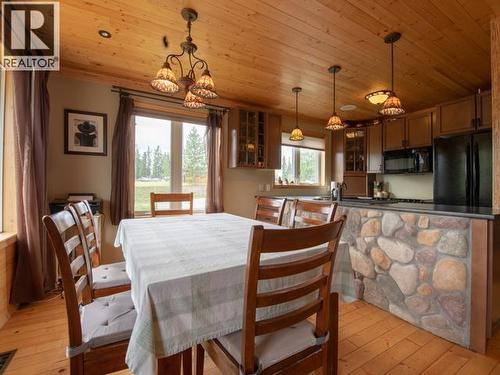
434, 131, 492, 207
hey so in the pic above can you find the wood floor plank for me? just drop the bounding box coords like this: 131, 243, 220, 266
1, 296, 500, 375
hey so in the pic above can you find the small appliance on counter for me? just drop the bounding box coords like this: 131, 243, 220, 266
372, 180, 390, 199
331, 181, 347, 201
49, 193, 103, 214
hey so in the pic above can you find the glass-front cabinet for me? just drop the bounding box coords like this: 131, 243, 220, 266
228, 108, 281, 169
344, 128, 366, 173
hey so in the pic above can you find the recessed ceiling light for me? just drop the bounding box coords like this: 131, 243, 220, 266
340, 104, 357, 111
98, 30, 112, 39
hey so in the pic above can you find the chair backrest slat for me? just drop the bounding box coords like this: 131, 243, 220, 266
70, 254, 87, 276
259, 251, 332, 280
64, 235, 81, 256
150, 192, 194, 217
256, 274, 327, 308
70, 201, 101, 266
255, 299, 323, 336
254, 196, 286, 226
240, 217, 346, 374
291, 200, 338, 228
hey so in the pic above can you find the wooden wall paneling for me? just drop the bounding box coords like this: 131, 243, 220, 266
470, 219, 490, 354
3, 73, 16, 233
331, 130, 344, 183
0, 236, 17, 328
492, 16, 500, 209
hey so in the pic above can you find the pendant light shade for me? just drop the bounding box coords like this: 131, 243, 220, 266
183, 89, 205, 109
379, 32, 405, 116
289, 87, 304, 142
365, 90, 392, 105
190, 69, 218, 99
325, 65, 344, 131
151, 61, 180, 93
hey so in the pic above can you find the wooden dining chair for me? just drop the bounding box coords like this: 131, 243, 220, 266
150, 192, 194, 217
195, 216, 346, 375
70, 201, 131, 297
254, 196, 287, 225
43, 208, 136, 375
290, 200, 338, 228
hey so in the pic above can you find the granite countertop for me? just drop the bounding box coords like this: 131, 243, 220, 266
269, 196, 500, 220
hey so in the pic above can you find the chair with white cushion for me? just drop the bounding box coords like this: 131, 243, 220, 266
70, 201, 131, 297
43, 208, 136, 375
196, 216, 346, 375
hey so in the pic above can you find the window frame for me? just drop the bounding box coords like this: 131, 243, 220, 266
274, 134, 326, 188
133, 112, 208, 216
0, 70, 5, 232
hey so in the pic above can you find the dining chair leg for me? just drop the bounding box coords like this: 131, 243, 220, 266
327, 292, 339, 375
70, 354, 84, 375
183, 348, 193, 375
195, 344, 205, 375
158, 352, 182, 375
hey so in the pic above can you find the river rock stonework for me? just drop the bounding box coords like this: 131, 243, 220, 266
338, 206, 471, 347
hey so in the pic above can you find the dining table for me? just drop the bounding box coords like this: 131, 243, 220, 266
114, 212, 356, 375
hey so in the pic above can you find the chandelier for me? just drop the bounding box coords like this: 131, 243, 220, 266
151, 8, 217, 108
325, 65, 345, 131
379, 32, 405, 116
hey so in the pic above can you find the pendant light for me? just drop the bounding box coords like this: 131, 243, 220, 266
289, 87, 304, 142
379, 32, 405, 116
325, 65, 344, 130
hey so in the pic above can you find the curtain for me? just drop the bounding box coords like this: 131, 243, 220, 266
11, 71, 55, 304
205, 109, 224, 213
110, 95, 135, 225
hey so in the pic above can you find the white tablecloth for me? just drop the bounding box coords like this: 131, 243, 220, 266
114, 213, 356, 375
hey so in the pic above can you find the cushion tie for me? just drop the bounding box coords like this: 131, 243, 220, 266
314, 331, 329, 346
239, 363, 263, 375
66, 342, 89, 358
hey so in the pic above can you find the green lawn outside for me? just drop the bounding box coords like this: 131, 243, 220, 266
134, 180, 207, 212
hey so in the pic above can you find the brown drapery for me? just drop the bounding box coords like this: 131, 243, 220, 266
205, 109, 224, 213
11, 71, 55, 304
110, 95, 135, 225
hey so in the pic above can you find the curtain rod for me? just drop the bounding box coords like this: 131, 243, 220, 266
111, 86, 231, 112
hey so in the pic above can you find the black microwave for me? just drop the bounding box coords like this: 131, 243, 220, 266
383, 147, 433, 174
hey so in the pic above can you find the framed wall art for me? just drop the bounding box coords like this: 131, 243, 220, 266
64, 109, 107, 156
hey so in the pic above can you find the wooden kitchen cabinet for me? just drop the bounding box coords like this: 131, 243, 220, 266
344, 128, 366, 174
367, 122, 383, 173
436, 95, 476, 135
406, 109, 434, 148
343, 174, 375, 197
477, 90, 492, 129
228, 108, 281, 169
383, 117, 406, 151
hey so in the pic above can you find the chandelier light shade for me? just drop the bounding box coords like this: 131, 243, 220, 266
289, 87, 304, 142
325, 65, 345, 131
151, 8, 216, 107
365, 90, 392, 105
379, 32, 405, 116
183, 90, 205, 109
151, 62, 179, 93
190, 69, 217, 99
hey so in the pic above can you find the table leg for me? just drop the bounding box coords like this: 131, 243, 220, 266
158, 352, 181, 375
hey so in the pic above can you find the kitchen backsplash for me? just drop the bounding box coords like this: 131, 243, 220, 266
377, 174, 434, 200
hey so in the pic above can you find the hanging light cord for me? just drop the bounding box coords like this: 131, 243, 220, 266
333, 71, 336, 115
295, 90, 299, 128
391, 42, 394, 92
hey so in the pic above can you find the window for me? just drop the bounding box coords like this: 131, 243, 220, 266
0, 70, 5, 232
134, 115, 207, 214
275, 133, 325, 186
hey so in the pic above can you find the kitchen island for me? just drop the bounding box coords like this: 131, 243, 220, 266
276, 196, 500, 353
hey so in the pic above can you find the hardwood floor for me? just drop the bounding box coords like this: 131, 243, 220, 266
1, 296, 500, 374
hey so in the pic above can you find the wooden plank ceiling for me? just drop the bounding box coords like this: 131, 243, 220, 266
60, 0, 496, 121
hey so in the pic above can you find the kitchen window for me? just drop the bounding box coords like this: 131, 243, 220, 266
275, 133, 325, 186
134, 114, 207, 214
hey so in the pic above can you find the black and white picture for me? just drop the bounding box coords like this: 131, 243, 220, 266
64, 109, 107, 155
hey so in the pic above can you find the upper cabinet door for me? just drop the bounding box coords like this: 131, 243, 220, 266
437, 96, 475, 136
367, 122, 383, 173
265, 113, 281, 169
383, 118, 406, 151
477, 91, 492, 129
406, 109, 433, 148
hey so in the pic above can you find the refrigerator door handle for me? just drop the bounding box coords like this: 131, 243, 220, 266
474, 142, 480, 206
466, 143, 471, 206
